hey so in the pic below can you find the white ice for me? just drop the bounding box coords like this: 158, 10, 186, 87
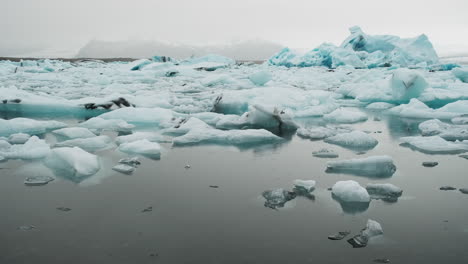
52, 127, 96, 139
326, 155, 396, 177
332, 180, 370, 203
118, 139, 162, 158
324, 131, 378, 150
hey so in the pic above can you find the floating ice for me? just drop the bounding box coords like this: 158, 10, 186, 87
44, 147, 100, 178
8, 133, 31, 144
453, 68, 468, 83
24, 175, 55, 186
262, 188, 297, 209
422, 161, 439, 167
323, 108, 367, 124
390, 69, 428, 102
312, 149, 339, 158
52, 127, 96, 139
293, 180, 316, 193
400, 136, 468, 154
115, 132, 166, 145
79, 117, 135, 132
452, 116, 468, 125
129, 59, 152, 71
54, 135, 114, 152
0, 118, 66, 136
249, 71, 272, 86
324, 131, 378, 150
216, 104, 298, 131
297, 125, 352, 140
118, 156, 141, 166
347, 219, 384, 248
366, 183, 403, 201
389, 99, 468, 119
326, 156, 396, 177
0, 136, 50, 160
98, 107, 175, 126
173, 126, 281, 146
118, 139, 162, 158
181, 54, 235, 71
418, 119, 468, 141
332, 180, 370, 203
112, 164, 135, 174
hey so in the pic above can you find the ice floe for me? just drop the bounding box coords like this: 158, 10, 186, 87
326, 156, 396, 177
118, 139, 162, 158
324, 131, 378, 151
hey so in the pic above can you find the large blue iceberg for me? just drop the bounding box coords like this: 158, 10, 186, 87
269, 26, 440, 69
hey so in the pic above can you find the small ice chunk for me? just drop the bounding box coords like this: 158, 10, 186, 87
249, 71, 272, 86
324, 131, 378, 150
312, 149, 339, 158
24, 175, 55, 186
324, 108, 368, 124
347, 219, 383, 248
45, 147, 100, 177
366, 183, 403, 201
115, 132, 166, 145
422, 161, 438, 167
332, 180, 370, 203
390, 69, 427, 102
262, 188, 297, 209
54, 135, 114, 152
118, 157, 141, 166
0, 118, 66, 136
400, 136, 468, 154
326, 156, 396, 178
8, 133, 31, 144
0, 139, 11, 150
52, 127, 96, 139
118, 139, 161, 158
440, 186, 457, 191
460, 188, 468, 194
112, 164, 135, 174
328, 231, 350, 240
293, 180, 316, 193
0, 136, 50, 160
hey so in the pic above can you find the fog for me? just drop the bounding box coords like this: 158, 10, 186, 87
1, 0, 468, 58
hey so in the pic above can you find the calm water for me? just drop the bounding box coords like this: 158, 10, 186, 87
1, 111, 468, 264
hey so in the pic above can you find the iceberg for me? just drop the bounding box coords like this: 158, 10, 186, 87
8, 133, 31, 144
292, 179, 316, 194
390, 69, 428, 102
79, 117, 135, 132
453, 68, 468, 83
324, 131, 378, 151
400, 136, 468, 154
249, 71, 272, 86
312, 148, 339, 158
366, 102, 395, 110
181, 54, 235, 71
112, 164, 135, 174
326, 156, 396, 178
323, 108, 368, 124
452, 116, 468, 125
115, 132, 167, 145
0, 136, 50, 160
297, 125, 352, 140
52, 127, 96, 139
98, 107, 175, 126
332, 180, 370, 203
347, 219, 384, 248
54, 135, 114, 152
418, 119, 468, 141
118, 139, 162, 158
366, 183, 403, 201
262, 188, 297, 209
0, 118, 66, 136
269, 26, 439, 69
44, 147, 100, 179
389, 99, 468, 119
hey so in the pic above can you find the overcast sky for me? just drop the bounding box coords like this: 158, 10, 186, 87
1, 0, 468, 56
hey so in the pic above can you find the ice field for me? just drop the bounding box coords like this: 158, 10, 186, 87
1, 27, 468, 263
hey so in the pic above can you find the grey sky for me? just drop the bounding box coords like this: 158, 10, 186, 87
1, 0, 467, 56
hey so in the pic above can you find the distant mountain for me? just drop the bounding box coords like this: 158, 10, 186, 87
76, 39, 284, 61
